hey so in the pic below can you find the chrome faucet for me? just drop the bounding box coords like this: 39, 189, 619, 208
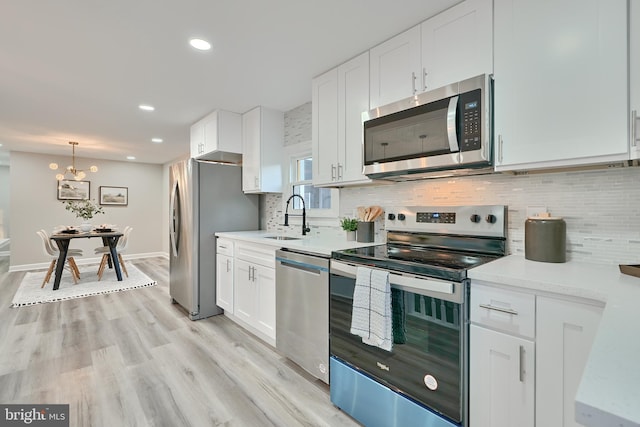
284, 194, 310, 236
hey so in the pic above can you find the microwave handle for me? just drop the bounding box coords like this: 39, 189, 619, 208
447, 96, 460, 153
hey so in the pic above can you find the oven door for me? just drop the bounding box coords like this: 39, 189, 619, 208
329, 260, 468, 425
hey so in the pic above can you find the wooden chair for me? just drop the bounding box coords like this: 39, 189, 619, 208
37, 230, 83, 288
95, 227, 132, 280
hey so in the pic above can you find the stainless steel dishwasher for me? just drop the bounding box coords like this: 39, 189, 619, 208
275, 248, 330, 384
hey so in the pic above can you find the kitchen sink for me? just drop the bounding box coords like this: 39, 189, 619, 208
264, 235, 302, 240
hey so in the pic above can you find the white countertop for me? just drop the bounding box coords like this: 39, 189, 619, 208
214, 230, 378, 256
469, 255, 640, 427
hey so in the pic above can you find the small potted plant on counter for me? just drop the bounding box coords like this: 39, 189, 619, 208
341, 217, 358, 241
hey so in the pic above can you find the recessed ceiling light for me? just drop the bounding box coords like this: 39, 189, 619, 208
139, 104, 155, 111
151, 138, 163, 143
189, 38, 211, 51
126, 156, 136, 160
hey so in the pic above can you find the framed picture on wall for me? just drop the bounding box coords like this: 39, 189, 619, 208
57, 180, 90, 200
99, 186, 128, 206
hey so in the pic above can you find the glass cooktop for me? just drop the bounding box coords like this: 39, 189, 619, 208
332, 244, 502, 282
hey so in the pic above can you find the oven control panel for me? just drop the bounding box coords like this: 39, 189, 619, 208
416, 211, 456, 224
385, 205, 507, 238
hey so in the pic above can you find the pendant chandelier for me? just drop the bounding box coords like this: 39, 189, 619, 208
49, 141, 98, 181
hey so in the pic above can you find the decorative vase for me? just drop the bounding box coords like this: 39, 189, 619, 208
346, 231, 356, 241
80, 221, 93, 232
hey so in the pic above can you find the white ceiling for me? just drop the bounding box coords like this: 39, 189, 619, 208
0, 0, 460, 167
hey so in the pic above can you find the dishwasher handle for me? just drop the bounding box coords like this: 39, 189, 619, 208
276, 256, 329, 275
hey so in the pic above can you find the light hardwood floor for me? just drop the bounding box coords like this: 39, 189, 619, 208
0, 257, 360, 427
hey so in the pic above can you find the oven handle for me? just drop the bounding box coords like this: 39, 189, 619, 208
330, 260, 460, 301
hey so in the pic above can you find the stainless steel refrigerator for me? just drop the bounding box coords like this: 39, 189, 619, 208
169, 158, 259, 320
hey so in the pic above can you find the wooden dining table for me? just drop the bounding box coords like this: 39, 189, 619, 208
50, 230, 124, 290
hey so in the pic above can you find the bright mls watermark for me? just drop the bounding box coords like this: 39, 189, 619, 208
0, 405, 69, 427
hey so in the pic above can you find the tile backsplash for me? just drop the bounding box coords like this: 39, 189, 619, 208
263, 166, 640, 265
264, 103, 640, 266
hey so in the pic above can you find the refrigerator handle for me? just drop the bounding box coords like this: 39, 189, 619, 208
170, 179, 180, 257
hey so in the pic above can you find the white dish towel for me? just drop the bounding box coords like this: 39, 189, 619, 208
350, 266, 392, 351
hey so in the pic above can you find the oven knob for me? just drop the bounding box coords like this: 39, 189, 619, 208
397, 213, 406, 221
388, 213, 396, 220
470, 214, 481, 223
485, 214, 497, 224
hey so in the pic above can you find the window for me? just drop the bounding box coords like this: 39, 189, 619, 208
283, 141, 338, 221
291, 156, 332, 210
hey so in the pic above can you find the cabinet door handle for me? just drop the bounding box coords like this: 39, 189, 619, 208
422, 68, 428, 91
497, 135, 504, 163
412, 72, 417, 95
337, 163, 343, 180
632, 110, 638, 148
519, 345, 525, 382
478, 303, 518, 316
331, 164, 337, 180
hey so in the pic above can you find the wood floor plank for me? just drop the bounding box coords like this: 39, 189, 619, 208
0, 257, 360, 427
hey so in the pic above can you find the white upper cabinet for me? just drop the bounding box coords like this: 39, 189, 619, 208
242, 106, 284, 193
369, 0, 493, 109
421, 0, 493, 91
312, 68, 339, 186
494, 0, 628, 171
190, 110, 242, 162
630, 0, 640, 159
312, 52, 372, 187
369, 25, 422, 109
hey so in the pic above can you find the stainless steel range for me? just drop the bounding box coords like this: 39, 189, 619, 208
329, 205, 507, 427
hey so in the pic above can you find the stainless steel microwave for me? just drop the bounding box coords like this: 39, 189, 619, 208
363, 74, 493, 181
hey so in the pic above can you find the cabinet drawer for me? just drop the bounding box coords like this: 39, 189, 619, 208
236, 242, 276, 268
216, 238, 234, 256
470, 283, 535, 339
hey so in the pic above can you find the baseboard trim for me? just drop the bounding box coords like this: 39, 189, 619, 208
9, 252, 168, 273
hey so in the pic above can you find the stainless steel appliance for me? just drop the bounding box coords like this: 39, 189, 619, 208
276, 248, 330, 383
169, 159, 258, 320
363, 74, 493, 181
329, 205, 507, 427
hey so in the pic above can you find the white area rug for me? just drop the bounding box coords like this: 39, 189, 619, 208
11, 263, 157, 307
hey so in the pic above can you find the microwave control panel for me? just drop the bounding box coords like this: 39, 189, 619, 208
460, 89, 482, 152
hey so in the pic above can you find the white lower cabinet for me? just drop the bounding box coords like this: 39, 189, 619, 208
470, 325, 534, 427
232, 242, 276, 343
470, 282, 603, 427
535, 296, 603, 427
470, 283, 535, 427
215, 238, 234, 313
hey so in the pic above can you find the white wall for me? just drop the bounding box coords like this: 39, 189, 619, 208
10, 151, 164, 269
0, 165, 9, 239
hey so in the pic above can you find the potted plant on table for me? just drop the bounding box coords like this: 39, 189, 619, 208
340, 217, 358, 241
63, 199, 104, 232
